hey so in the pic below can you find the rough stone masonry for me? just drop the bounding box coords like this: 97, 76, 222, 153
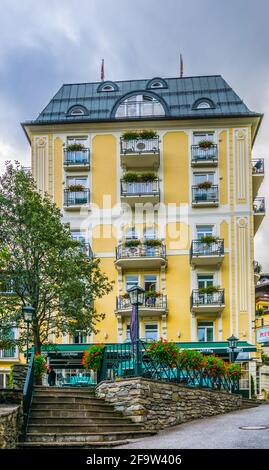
96, 377, 242, 430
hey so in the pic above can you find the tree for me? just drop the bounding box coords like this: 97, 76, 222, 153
0, 162, 114, 354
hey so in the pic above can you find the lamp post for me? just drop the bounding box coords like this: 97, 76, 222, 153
127, 285, 145, 376
227, 334, 239, 363
22, 306, 35, 363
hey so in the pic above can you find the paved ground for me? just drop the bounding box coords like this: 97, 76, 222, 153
118, 405, 269, 449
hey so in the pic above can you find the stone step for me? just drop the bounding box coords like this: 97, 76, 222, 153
30, 409, 123, 419
34, 386, 95, 392
29, 417, 132, 425
32, 395, 105, 403
18, 440, 129, 449
28, 423, 142, 433
31, 402, 113, 411
34, 389, 95, 396
26, 430, 155, 443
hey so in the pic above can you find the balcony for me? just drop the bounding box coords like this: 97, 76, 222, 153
191, 144, 218, 167
252, 159, 264, 198
190, 239, 224, 267
120, 137, 160, 170
192, 185, 219, 207
0, 347, 17, 359
253, 197, 265, 234
78, 242, 93, 259
120, 179, 160, 207
191, 289, 225, 315
64, 189, 90, 211
116, 294, 167, 317
63, 148, 90, 171
115, 242, 166, 269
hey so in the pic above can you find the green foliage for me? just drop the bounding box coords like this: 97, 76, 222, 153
0, 162, 113, 353
8, 365, 14, 389
66, 143, 85, 151
82, 345, 105, 371
199, 235, 218, 244
198, 285, 220, 294
250, 374, 256, 398
67, 184, 85, 192
145, 291, 160, 299
256, 308, 264, 317
203, 355, 227, 378
144, 239, 162, 247
226, 363, 242, 380
124, 239, 141, 248
146, 338, 180, 365
34, 353, 47, 378
197, 181, 213, 189
178, 349, 206, 370
261, 352, 269, 365
122, 130, 157, 141
198, 140, 214, 149
122, 172, 156, 183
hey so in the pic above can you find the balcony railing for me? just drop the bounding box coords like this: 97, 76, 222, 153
192, 185, 219, 204
252, 159, 264, 174
116, 294, 167, 311
121, 179, 160, 197
190, 239, 224, 260
191, 289, 225, 309
116, 243, 166, 260
79, 242, 93, 259
64, 148, 90, 167
253, 197, 265, 213
64, 189, 90, 207
191, 145, 218, 164
120, 137, 160, 155
0, 347, 17, 358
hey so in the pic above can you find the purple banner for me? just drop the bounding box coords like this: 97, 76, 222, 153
130, 305, 137, 343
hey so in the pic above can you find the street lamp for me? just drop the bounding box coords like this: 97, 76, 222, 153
127, 285, 145, 376
227, 334, 239, 363
22, 306, 35, 363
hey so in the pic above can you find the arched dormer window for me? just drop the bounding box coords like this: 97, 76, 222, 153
192, 98, 215, 110
97, 81, 119, 92
114, 93, 166, 119
67, 105, 89, 117
146, 77, 168, 90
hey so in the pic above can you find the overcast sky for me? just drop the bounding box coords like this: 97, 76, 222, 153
0, 0, 268, 268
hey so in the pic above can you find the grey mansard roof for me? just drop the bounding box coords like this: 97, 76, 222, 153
23, 74, 261, 125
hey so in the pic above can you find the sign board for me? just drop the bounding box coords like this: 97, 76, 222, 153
256, 326, 269, 344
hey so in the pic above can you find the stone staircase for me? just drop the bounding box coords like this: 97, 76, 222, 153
19, 386, 155, 448
240, 398, 265, 410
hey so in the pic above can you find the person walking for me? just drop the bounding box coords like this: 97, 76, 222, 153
47, 366, 56, 386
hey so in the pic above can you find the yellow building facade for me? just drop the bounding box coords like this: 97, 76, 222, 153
1, 75, 264, 390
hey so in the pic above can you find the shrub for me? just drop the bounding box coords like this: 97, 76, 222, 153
139, 173, 157, 182
139, 130, 157, 139
198, 285, 219, 294
146, 338, 180, 365
122, 131, 140, 141
122, 172, 157, 183
226, 363, 242, 381
198, 140, 214, 149
34, 353, 47, 378
144, 239, 162, 247
145, 291, 161, 299
68, 184, 85, 192
124, 239, 141, 248
199, 235, 218, 244
66, 143, 85, 151
122, 130, 157, 140
82, 345, 105, 371
203, 355, 227, 378
178, 349, 205, 370
197, 181, 213, 190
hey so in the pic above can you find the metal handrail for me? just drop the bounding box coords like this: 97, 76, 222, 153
120, 137, 160, 155
192, 185, 219, 203
64, 148, 90, 166
191, 144, 218, 162
116, 243, 166, 260
191, 289, 225, 308
116, 294, 167, 311
64, 189, 90, 206
252, 159, 264, 174
22, 353, 35, 440
190, 239, 224, 261
121, 179, 160, 196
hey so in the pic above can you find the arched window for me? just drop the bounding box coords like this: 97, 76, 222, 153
115, 94, 165, 118
97, 81, 119, 92
67, 105, 88, 116
192, 98, 215, 110
146, 78, 168, 90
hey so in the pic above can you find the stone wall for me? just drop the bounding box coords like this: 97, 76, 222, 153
12, 364, 28, 390
96, 378, 242, 430
0, 405, 22, 448
0, 389, 22, 405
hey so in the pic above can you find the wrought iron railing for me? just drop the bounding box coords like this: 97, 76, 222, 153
64, 148, 90, 166
191, 289, 225, 308
22, 353, 35, 440
190, 239, 224, 261
191, 144, 218, 163
0, 347, 17, 358
192, 185, 219, 204
116, 243, 166, 260
98, 341, 238, 393
253, 197, 265, 213
116, 294, 167, 311
121, 179, 160, 197
252, 159, 264, 174
120, 137, 160, 155
64, 189, 90, 206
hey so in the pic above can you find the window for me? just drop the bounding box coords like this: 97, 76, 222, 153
0, 329, 16, 358
72, 331, 87, 344
67, 137, 87, 146
197, 274, 214, 290
196, 102, 211, 109
67, 106, 88, 116
0, 372, 10, 388
197, 321, 214, 342
71, 231, 87, 244
194, 172, 215, 185
97, 81, 118, 92
67, 176, 87, 189
196, 226, 214, 239
192, 99, 215, 110
193, 132, 214, 145
151, 82, 163, 88
144, 275, 157, 292
144, 227, 157, 240
102, 85, 114, 91
145, 324, 158, 341
126, 275, 139, 291
146, 78, 168, 90
125, 227, 138, 240
115, 94, 165, 119
126, 324, 130, 341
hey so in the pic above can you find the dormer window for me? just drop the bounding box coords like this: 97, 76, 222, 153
151, 82, 163, 88
114, 94, 166, 118
97, 81, 119, 92
67, 105, 89, 117
146, 77, 168, 90
192, 98, 215, 110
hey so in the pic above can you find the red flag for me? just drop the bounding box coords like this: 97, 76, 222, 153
180, 54, 183, 78
100, 59, 105, 81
